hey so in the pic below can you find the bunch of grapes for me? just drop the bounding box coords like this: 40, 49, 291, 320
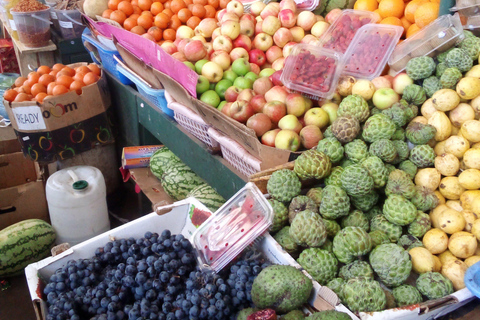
43, 230, 270, 320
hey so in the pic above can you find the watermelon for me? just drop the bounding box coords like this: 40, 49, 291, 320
0, 219, 56, 277
314, 0, 356, 16
149, 147, 181, 180
161, 162, 205, 201
187, 183, 226, 212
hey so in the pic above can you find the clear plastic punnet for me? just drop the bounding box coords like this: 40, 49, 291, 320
280, 43, 343, 100
342, 24, 403, 79
295, 0, 320, 11
191, 182, 273, 273
388, 13, 464, 75
317, 9, 380, 54
464, 14, 480, 36
451, 0, 480, 18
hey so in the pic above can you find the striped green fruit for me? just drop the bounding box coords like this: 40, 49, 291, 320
0, 219, 56, 277
149, 147, 181, 180
161, 162, 205, 201
187, 183, 225, 212
314, 0, 356, 16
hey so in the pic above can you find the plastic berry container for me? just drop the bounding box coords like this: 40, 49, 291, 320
388, 13, 464, 75
317, 9, 381, 54
280, 43, 344, 100
342, 24, 403, 80
295, 0, 320, 11
450, 0, 480, 18
464, 14, 480, 36
191, 182, 273, 273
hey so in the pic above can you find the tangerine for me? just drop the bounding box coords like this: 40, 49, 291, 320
169, 15, 181, 29
163, 28, 176, 41
14, 76, 27, 87
31, 83, 47, 97
52, 63, 65, 71
186, 15, 201, 29
49, 70, 58, 77
154, 12, 169, 28
162, 8, 174, 17
354, 0, 378, 11
47, 82, 56, 95
70, 81, 85, 94
404, 0, 428, 24
219, 0, 229, 8
118, 1, 134, 16
76, 66, 91, 74
73, 72, 87, 82
108, 0, 122, 10
148, 26, 163, 41
14, 93, 30, 102
414, 2, 439, 28
378, 0, 405, 18
177, 8, 192, 22
207, 0, 218, 8
137, 14, 153, 29
28, 72, 40, 84
102, 9, 113, 18
57, 75, 74, 88
21, 84, 31, 94
52, 85, 69, 96
151, 2, 164, 14
191, 3, 205, 18
34, 92, 48, 103
131, 25, 147, 34
88, 64, 102, 76
142, 33, 156, 41
37, 65, 51, 75
124, 17, 138, 30
138, 0, 153, 10
193, 0, 207, 5
133, 6, 142, 14
170, 0, 186, 13
61, 66, 76, 77
379, 16, 403, 26
84, 73, 100, 86
400, 16, 412, 36
3, 89, 17, 102
110, 10, 127, 24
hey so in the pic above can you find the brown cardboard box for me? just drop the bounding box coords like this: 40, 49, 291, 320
129, 167, 173, 207
3, 63, 114, 163
0, 152, 37, 189
0, 125, 21, 154
0, 181, 49, 230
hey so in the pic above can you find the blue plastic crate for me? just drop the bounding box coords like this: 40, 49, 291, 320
465, 260, 480, 298
116, 64, 173, 118
81, 29, 132, 85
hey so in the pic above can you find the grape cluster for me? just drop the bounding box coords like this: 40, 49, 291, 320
44, 230, 270, 320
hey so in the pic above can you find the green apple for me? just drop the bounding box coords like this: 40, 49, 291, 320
223, 70, 238, 83
218, 100, 227, 111
196, 75, 210, 95
210, 83, 216, 90
233, 77, 253, 90
184, 61, 195, 71
259, 68, 275, 78
215, 79, 233, 99
231, 58, 251, 76
195, 59, 209, 75
200, 90, 221, 108
245, 71, 258, 83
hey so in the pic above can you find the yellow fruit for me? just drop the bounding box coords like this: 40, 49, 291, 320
430, 204, 449, 228
463, 149, 480, 169
456, 77, 480, 100
444, 136, 470, 159
465, 255, 480, 267
428, 111, 452, 142
437, 208, 466, 234
461, 190, 480, 211
446, 200, 463, 213
415, 168, 441, 191
461, 120, 480, 143
432, 89, 461, 112
438, 250, 459, 266
378, 0, 405, 18
414, 2, 439, 28
404, 0, 428, 24
472, 219, 480, 240
439, 176, 465, 200
423, 228, 449, 254
441, 260, 468, 291
462, 210, 479, 232
435, 154, 460, 177
449, 103, 476, 128
409, 247, 436, 273
354, 0, 379, 11
448, 231, 477, 259
459, 169, 480, 189
433, 255, 442, 272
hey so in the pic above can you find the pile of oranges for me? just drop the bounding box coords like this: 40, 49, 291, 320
102, 0, 230, 43
3, 63, 102, 103
354, 0, 440, 39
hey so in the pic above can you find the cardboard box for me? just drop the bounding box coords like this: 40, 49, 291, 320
128, 167, 174, 207
0, 181, 49, 230
0, 152, 37, 189
4, 63, 114, 163
0, 125, 21, 154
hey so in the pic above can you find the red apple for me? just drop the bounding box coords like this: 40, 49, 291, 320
325, 8, 342, 24
177, 38, 191, 54
273, 27, 293, 48
260, 3, 280, 19
172, 52, 187, 61
278, 9, 296, 28
265, 86, 288, 103
249, 49, 267, 66
230, 47, 249, 61
263, 100, 287, 124
233, 34, 252, 51
240, 19, 255, 38
269, 70, 283, 86
230, 100, 255, 123
300, 125, 323, 149
255, 20, 263, 35
261, 129, 281, 147
282, 42, 297, 57
240, 13, 255, 22
250, 94, 267, 113
253, 77, 273, 95
247, 113, 272, 137
279, 0, 296, 12
225, 86, 242, 102
210, 50, 231, 71
250, 63, 260, 75
272, 57, 285, 71
160, 41, 178, 55
237, 89, 255, 102
266, 46, 283, 64
184, 40, 207, 62
221, 102, 233, 116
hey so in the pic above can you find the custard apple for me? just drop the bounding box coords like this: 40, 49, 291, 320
267, 169, 301, 202
436, 62, 448, 77
440, 67, 462, 89
289, 195, 318, 223
365, 206, 382, 221
269, 199, 288, 233
251, 265, 313, 313
402, 103, 419, 122
406, 56, 436, 80
423, 76, 442, 97
411, 186, 439, 212
340, 158, 355, 168
321, 218, 341, 238
391, 127, 406, 141
392, 140, 410, 164
392, 285, 423, 307
437, 49, 452, 63
463, 30, 476, 39
369, 230, 390, 247
445, 48, 473, 72
360, 156, 389, 189
316, 138, 344, 163
385, 169, 417, 199
416, 272, 454, 300
274, 226, 299, 254
362, 114, 396, 143
306, 187, 323, 206
332, 227, 372, 264
398, 160, 418, 179
369, 139, 398, 163
337, 94, 370, 122
290, 210, 327, 247
344, 139, 369, 162
409, 144, 435, 168
460, 36, 480, 60
371, 107, 382, 115
383, 194, 417, 226
306, 310, 351, 320
319, 185, 350, 219
385, 164, 396, 174
297, 248, 338, 285
406, 122, 437, 145
403, 84, 427, 106
339, 260, 374, 281
370, 215, 403, 242
397, 234, 424, 251
326, 278, 345, 300
341, 210, 369, 232
294, 150, 332, 180
331, 115, 361, 144
350, 191, 379, 212
325, 167, 344, 187
321, 238, 334, 253
342, 277, 387, 312
382, 105, 407, 128
283, 310, 306, 320
323, 126, 334, 138
369, 243, 412, 287
340, 164, 374, 197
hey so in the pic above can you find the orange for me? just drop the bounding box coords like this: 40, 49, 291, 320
207, 0, 218, 8
47, 82, 56, 95
3, 89, 18, 102
204, 4, 216, 18
154, 12, 169, 28
186, 15, 201, 29
191, 3, 205, 18
151, 2, 164, 14
163, 28, 176, 41
61, 66, 76, 77
34, 92, 48, 103
56, 70, 72, 78
131, 25, 147, 34
379, 16, 403, 26
124, 17, 138, 30
138, 0, 152, 10
406, 23, 421, 38
164, 1, 170, 9
193, 0, 207, 5
177, 8, 192, 22
28, 72, 40, 84
70, 81, 85, 94
31, 83, 47, 97
184, 0, 192, 4
49, 70, 58, 77
133, 6, 142, 14
21, 84, 31, 94
137, 14, 153, 29
169, 15, 182, 29
130, 13, 140, 20
76, 66, 91, 74
142, 33, 156, 41
162, 8, 174, 17
378, 0, 405, 18
131, 0, 138, 5
102, 9, 113, 18
148, 26, 163, 41
14, 93, 30, 102
118, 1, 134, 16
108, 0, 122, 10
430, 0, 440, 3
37, 65, 51, 75
404, 0, 428, 24
219, 0, 229, 8
170, 0, 186, 13
88, 64, 102, 76
52, 85, 69, 96
73, 72, 87, 82
110, 10, 127, 24
57, 75, 74, 88
14, 76, 27, 87
83, 73, 100, 86
414, 2, 439, 28
52, 63, 65, 72
400, 16, 412, 36
354, 0, 378, 11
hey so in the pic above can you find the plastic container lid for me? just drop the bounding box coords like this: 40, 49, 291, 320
450, 0, 480, 17
464, 14, 480, 35
388, 13, 464, 75
191, 182, 273, 273
295, 0, 320, 11
342, 24, 403, 80
465, 260, 480, 298
317, 9, 381, 54
280, 43, 343, 100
